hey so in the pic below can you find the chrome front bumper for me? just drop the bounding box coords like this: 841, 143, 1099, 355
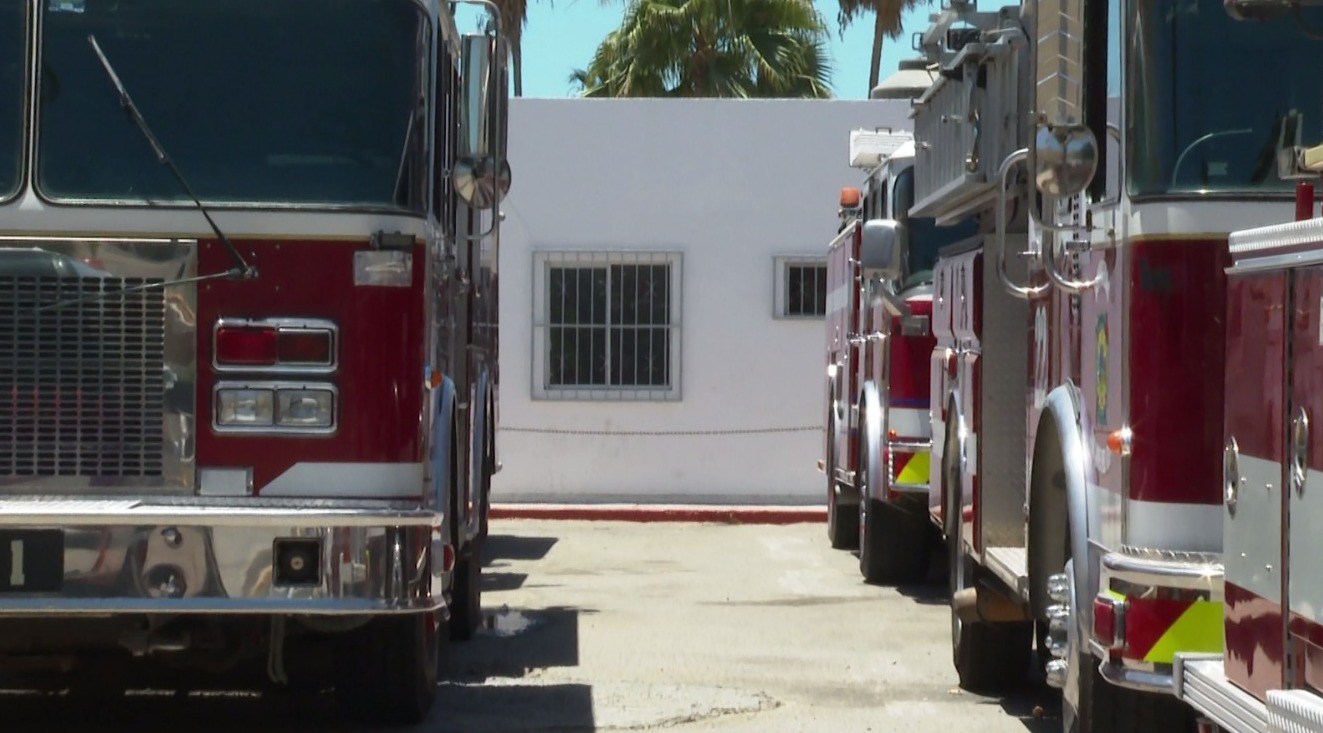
0, 496, 443, 615
1092, 548, 1225, 696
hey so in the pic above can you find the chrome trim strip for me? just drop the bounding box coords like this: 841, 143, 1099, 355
888, 438, 932, 452
889, 482, 930, 494
1102, 549, 1224, 595
1099, 658, 1175, 695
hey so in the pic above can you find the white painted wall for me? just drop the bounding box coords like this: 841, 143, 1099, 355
495, 98, 913, 504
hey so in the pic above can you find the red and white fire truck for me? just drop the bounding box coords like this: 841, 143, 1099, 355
1175, 171, 1323, 733
821, 128, 978, 585
0, 0, 509, 724
899, 0, 1323, 730
1170, 6, 1323, 731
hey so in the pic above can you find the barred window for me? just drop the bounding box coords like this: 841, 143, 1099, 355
532, 251, 682, 401
774, 256, 827, 318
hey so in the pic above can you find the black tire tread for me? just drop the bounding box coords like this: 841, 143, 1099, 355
829, 497, 860, 550
448, 539, 483, 642
334, 614, 437, 726
860, 499, 931, 585
1076, 656, 1196, 733
954, 619, 1033, 694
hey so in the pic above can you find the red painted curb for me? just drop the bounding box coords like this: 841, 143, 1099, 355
489, 504, 827, 524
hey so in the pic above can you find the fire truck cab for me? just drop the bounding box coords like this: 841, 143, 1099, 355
0, 0, 510, 724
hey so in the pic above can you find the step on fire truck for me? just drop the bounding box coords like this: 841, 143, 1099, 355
0, 0, 510, 724
897, 0, 1323, 730
1171, 5, 1323, 732
821, 127, 978, 585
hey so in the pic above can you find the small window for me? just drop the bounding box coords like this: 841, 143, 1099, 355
532, 251, 682, 401
774, 256, 827, 318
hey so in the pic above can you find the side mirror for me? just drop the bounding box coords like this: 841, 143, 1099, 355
860, 219, 904, 281
1033, 123, 1099, 197
454, 33, 512, 209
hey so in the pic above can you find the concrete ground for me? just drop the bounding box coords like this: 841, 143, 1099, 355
435, 518, 1059, 733
0, 519, 1062, 732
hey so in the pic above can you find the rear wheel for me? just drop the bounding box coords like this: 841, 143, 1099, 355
334, 613, 438, 726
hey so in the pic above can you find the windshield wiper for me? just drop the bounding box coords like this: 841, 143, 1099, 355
25, 37, 259, 315
86, 34, 255, 281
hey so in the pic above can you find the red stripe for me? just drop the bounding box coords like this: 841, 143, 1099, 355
1121, 597, 1193, 661
1128, 238, 1229, 505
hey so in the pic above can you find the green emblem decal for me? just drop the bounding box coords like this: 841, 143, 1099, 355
1096, 314, 1109, 424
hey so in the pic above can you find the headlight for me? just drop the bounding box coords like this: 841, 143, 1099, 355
216, 389, 274, 426
276, 389, 335, 428
214, 384, 336, 432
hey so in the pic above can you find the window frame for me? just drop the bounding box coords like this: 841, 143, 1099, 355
531, 249, 683, 402
773, 254, 827, 320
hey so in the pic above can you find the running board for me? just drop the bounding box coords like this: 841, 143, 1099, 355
1174, 655, 1266, 733
983, 545, 1030, 601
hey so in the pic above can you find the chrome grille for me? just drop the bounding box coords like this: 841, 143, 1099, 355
0, 277, 167, 477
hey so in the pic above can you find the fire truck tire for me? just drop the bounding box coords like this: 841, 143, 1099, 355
828, 492, 859, 550
946, 431, 1031, 692
1071, 648, 1196, 733
333, 612, 438, 726
448, 539, 483, 641
952, 563, 1031, 688
859, 499, 930, 585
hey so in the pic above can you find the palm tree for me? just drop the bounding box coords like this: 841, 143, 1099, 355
836, 0, 927, 95
569, 0, 833, 98
492, 0, 536, 96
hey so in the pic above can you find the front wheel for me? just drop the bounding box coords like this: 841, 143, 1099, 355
1056, 560, 1196, 733
946, 420, 1030, 693
334, 613, 439, 726
859, 498, 931, 585
828, 489, 859, 550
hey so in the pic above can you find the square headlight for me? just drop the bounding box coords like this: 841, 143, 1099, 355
217, 388, 274, 426
276, 388, 335, 428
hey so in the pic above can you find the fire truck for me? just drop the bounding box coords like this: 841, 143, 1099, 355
821, 128, 978, 585
1169, 6, 1323, 733
0, 0, 509, 724
899, 0, 1323, 730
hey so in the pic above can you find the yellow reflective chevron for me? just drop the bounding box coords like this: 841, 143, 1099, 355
1142, 599, 1224, 663
895, 451, 930, 484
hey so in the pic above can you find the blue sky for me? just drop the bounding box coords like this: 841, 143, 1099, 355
500, 0, 938, 99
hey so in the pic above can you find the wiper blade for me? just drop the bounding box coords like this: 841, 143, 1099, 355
27, 270, 236, 315
86, 34, 256, 281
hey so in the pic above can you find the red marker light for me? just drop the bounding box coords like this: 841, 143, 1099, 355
215, 326, 278, 365
277, 330, 334, 365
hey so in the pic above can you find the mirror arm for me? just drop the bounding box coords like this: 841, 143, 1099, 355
995, 148, 1049, 300
1038, 192, 1103, 294
878, 282, 913, 319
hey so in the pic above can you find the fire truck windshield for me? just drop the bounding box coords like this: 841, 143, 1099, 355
34, 0, 429, 211
1130, 0, 1323, 197
0, 0, 23, 200
895, 166, 979, 286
